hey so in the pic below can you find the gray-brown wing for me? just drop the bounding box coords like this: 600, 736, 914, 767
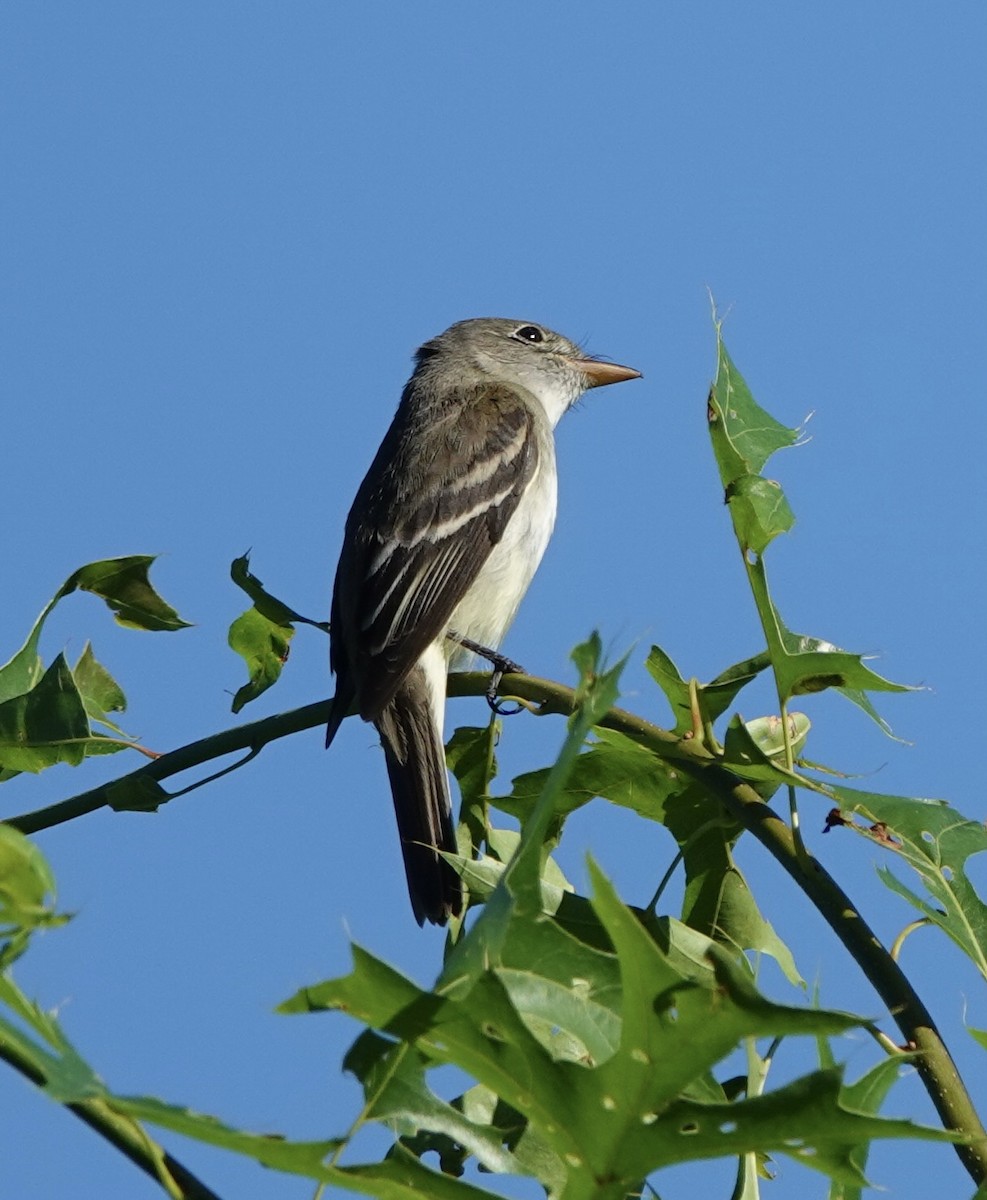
331, 384, 538, 722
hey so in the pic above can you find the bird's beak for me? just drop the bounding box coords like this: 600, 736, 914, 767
574, 357, 642, 388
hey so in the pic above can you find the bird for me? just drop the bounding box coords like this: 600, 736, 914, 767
326, 318, 641, 925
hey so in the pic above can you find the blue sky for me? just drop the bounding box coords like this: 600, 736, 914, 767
2, 4, 985, 1198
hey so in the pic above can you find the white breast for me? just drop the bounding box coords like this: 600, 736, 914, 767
446, 435, 558, 663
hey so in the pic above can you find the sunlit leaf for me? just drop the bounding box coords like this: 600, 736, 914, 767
496, 726, 686, 826
823, 1055, 911, 1200
726, 473, 796, 555
230, 554, 308, 623
967, 1027, 987, 1053
705, 328, 911, 738
61, 557, 191, 632
72, 643, 125, 718
227, 554, 327, 711
0, 654, 90, 773
646, 646, 772, 738
830, 786, 987, 981
0, 827, 66, 966
580, 863, 954, 1187
280, 857, 946, 1197
703, 652, 773, 722
644, 645, 694, 735
343, 1031, 526, 1175
721, 714, 806, 797
707, 330, 801, 488
228, 605, 294, 713
0, 559, 184, 773
746, 561, 912, 729
446, 723, 498, 813
70, 644, 135, 754
111, 1094, 341, 1175
0, 606, 47, 704
446, 636, 627, 983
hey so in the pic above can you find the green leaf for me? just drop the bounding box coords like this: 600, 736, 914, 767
725, 473, 796, 556
280, 944, 617, 1196
700, 867, 803, 988
70, 644, 136, 755
579, 863, 954, 1188
0, 827, 66, 966
446, 724, 498, 814
743, 712, 810, 760
281, 860, 951, 1197
323, 1150, 505, 1198
746, 559, 912, 727
704, 652, 773, 722
72, 643, 126, 720
444, 636, 628, 983
721, 713, 807, 797
0, 557, 187, 708
61, 557, 191, 632
823, 1056, 910, 1200
495, 726, 686, 826
705, 326, 911, 738
586, 864, 838, 1102
230, 553, 311, 625
0, 974, 104, 1102
644, 645, 694, 735
227, 554, 326, 711
495, 715, 804, 984
343, 1031, 527, 1176
0, 975, 349, 1187
655, 775, 803, 985
459, 837, 576, 919
105, 775, 170, 814
0, 827, 56, 917
227, 605, 295, 713
0, 654, 90, 773
0, 606, 47, 705
632, 1068, 954, 1186
445, 722, 499, 878
645, 646, 771, 737
0, 560, 182, 779
423, 1083, 565, 1195
829, 786, 987, 981
111, 1094, 341, 1176
707, 329, 801, 489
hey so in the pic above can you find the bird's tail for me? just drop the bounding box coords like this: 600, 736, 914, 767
375, 661, 464, 926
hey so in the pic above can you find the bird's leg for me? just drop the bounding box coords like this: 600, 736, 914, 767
447, 631, 525, 716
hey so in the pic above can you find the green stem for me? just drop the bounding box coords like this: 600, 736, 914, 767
0, 1033, 222, 1200
711, 766, 987, 1181
5, 700, 332, 834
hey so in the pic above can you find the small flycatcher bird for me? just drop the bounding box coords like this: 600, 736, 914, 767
327, 318, 641, 925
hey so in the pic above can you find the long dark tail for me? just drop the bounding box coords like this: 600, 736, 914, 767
375, 666, 464, 926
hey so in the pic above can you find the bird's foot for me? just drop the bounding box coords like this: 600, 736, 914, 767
447, 631, 525, 716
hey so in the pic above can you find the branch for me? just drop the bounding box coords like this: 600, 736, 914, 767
4, 700, 332, 834
4, 671, 985, 1182
0, 1034, 222, 1200
4, 673, 701, 836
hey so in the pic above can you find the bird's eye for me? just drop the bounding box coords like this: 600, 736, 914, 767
513, 325, 544, 344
